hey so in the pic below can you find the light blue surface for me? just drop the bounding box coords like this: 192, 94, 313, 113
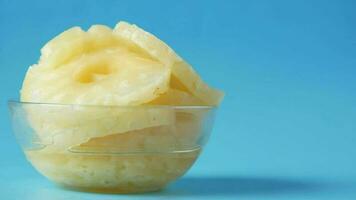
1, 0, 356, 199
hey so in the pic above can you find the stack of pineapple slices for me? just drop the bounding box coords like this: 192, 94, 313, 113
20, 21, 223, 149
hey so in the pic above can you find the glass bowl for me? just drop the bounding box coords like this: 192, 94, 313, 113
8, 101, 217, 193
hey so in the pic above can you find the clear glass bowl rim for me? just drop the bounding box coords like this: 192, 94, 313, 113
8, 100, 216, 155
8, 100, 217, 110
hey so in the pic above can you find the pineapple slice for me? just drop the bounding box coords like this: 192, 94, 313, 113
20, 22, 222, 149
40, 27, 88, 69
21, 25, 173, 148
27, 105, 174, 149
148, 89, 203, 105
18, 21, 223, 193
114, 22, 224, 105
87, 25, 117, 50
22, 48, 170, 105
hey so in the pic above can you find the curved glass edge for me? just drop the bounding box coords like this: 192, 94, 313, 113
8, 99, 218, 155
8, 100, 218, 110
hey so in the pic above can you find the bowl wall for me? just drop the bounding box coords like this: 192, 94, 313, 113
9, 101, 216, 193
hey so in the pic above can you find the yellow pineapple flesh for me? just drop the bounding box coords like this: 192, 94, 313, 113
20, 21, 223, 193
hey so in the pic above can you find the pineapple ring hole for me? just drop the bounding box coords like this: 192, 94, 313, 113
75, 63, 112, 83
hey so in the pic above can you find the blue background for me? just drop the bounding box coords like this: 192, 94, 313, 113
1, 0, 356, 199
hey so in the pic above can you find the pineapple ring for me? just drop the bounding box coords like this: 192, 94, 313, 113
23, 25, 171, 105
20, 25, 173, 148
20, 22, 223, 149
113, 22, 224, 105
22, 49, 170, 105
148, 89, 203, 106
